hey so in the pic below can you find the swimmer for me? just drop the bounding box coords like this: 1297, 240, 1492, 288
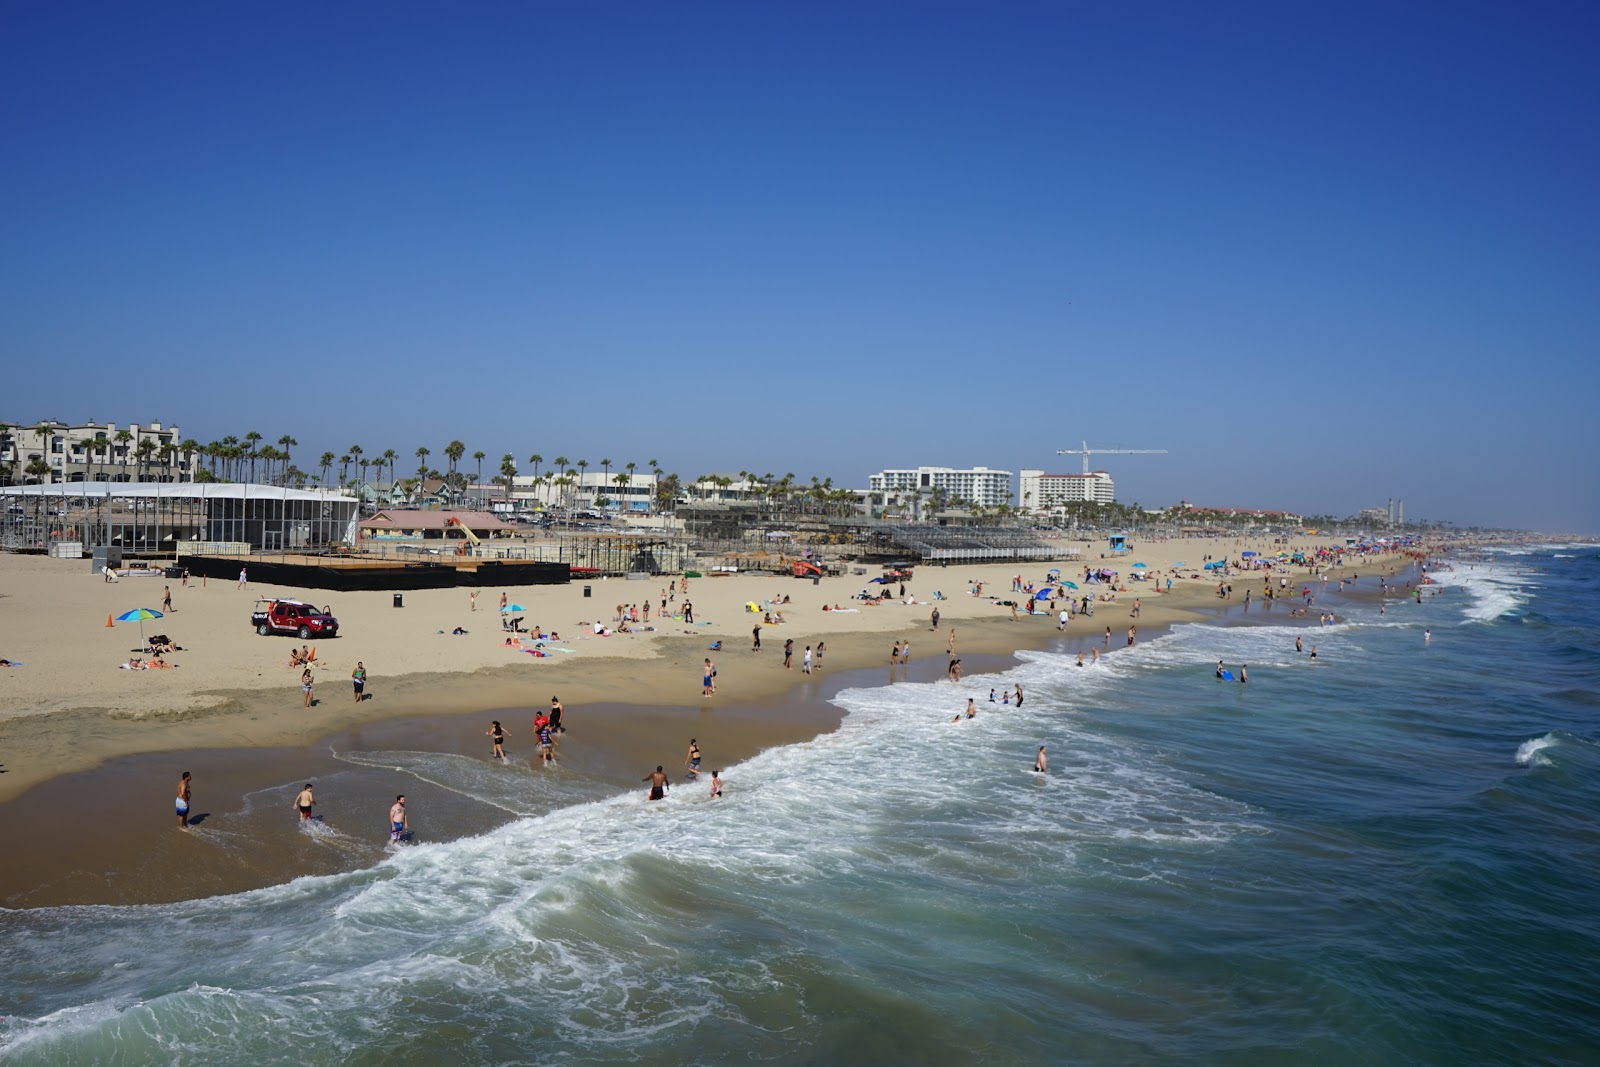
175, 770, 192, 829
711, 770, 723, 799
953, 698, 977, 722
389, 795, 408, 843
294, 783, 315, 821
1015, 684, 1023, 708
1240, 664, 1248, 684
643, 765, 670, 801
1034, 746, 1048, 773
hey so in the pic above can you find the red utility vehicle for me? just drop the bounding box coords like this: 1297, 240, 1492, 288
251, 598, 340, 639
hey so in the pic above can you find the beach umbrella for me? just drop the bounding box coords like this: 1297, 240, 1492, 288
1132, 562, 1147, 569
1241, 551, 1257, 558
1172, 561, 1187, 567
115, 607, 164, 651
1060, 580, 1078, 589
500, 603, 526, 613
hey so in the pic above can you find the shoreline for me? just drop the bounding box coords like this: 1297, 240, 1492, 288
0, 541, 1432, 908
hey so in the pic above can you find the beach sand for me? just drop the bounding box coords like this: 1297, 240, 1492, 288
1, 536, 1364, 905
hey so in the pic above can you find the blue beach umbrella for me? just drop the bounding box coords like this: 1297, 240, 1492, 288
1132, 562, 1147, 569
1172, 561, 1187, 567
115, 607, 165, 651
500, 603, 526, 613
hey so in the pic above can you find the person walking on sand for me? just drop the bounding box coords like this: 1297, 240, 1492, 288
702, 658, 715, 696
643, 765, 670, 801
238, 567, 248, 590
685, 739, 702, 780
389, 795, 408, 843
301, 666, 315, 707
470, 590, 478, 612
890, 641, 900, 665
802, 645, 812, 674
752, 624, 761, 653
931, 607, 941, 631
176, 770, 192, 829
486, 720, 508, 760
899, 639, 910, 665
351, 661, 366, 704
1035, 746, 1048, 773
815, 641, 825, 670
294, 783, 315, 821
784, 638, 794, 669
948, 628, 956, 655
500, 591, 507, 612
162, 585, 173, 613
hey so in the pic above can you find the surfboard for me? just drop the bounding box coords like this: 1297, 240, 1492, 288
1221, 670, 1234, 680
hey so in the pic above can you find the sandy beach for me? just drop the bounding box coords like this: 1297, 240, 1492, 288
0, 534, 1396, 906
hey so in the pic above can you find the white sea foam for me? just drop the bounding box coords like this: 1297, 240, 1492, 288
1419, 559, 1535, 623
1515, 734, 1557, 768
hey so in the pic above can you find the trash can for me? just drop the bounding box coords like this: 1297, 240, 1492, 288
812, 576, 820, 586
393, 593, 403, 608
583, 584, 592, 598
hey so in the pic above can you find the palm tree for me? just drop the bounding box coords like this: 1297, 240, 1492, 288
86, 433, 111, 483
158, 442, 177, 482
319, 452, 336, 486
600, 458, 612, 486
219, 435, 239, 480
444, 440, 465, 488
415, 446, 431, 483
32, 423, 54, 484
527, 454, 543, 482
576, 459, 589, 504
381, 449, 398, 488
337, 455, 350, 486
348, 445, 363, 487
242, 431, 262, 482
276, 435, 297, 479
498, 454, 517, 495
612, 472, 630, 511
473, 450, 486, 488
178, 439, 200, 481
136, 438, 157, 481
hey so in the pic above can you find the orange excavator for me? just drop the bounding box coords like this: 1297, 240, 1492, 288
792, 560, 823, 578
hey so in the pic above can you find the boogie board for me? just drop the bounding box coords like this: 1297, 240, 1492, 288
1220, 670, 1234, 681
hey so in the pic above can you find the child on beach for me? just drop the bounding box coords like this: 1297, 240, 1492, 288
486, 720, 508, 760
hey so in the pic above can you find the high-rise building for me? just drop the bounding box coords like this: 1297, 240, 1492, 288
868, 466, 1013, 508
1018, 469, 1116, 509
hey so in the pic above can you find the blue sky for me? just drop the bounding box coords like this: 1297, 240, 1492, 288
3, 2, 1597, 530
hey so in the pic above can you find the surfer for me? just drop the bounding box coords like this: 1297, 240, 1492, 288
1034, 746, 1048, 773
643, 766, 670, 801
486, 720, 507, 760
176, 770, 191, 829
294, 783, 315, 821
389, 795, 408, 843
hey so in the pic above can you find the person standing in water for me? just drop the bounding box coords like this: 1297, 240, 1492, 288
175, 770, 192, 829
1240, 664, 1248, 684
486, 720, 508, 760
1034, 746, 1048, 772
685, 738, 702, 780
710, 770, 723, 799
643, 765, 670, 801
293, 783, 315, 821
548, 696, 565, 734
389, 795, 408, 843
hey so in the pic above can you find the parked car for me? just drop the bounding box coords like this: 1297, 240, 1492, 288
252, 598, 339, 639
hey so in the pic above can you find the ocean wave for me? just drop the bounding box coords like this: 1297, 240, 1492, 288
1515, 734, 1557, 768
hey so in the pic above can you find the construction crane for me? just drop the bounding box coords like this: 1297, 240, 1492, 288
1056, 441, 1168, 475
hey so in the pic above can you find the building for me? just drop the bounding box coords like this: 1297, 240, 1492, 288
1018, 469, 1116, 510
0, 420, 192, 485
868, 466, 1014, 508
358, 510, 517, 541
511, 471, 656, 512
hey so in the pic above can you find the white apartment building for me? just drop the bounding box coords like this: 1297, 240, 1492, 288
1018, 469, 1116, 510
0, 420, 192, 485
868, 466, 1014, 508
511, 471, 656, 512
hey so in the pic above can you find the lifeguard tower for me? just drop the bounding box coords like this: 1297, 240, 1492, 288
1108, 535, 1130, 554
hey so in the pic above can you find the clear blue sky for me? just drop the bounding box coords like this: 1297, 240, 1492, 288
4, 2, 1597, 531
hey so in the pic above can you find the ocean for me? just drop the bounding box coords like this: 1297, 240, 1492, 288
3, 545, 1598, 1065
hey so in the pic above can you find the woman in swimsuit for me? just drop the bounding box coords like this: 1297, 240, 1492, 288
686, 739, 701, 779
486, 720, 508, 760
301, 667, 315, 707
711, 771, 723, 799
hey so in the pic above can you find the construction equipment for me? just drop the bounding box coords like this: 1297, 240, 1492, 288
444, 517, 481, 545
1056, 441, 1168, 475
792, 559, 823, 579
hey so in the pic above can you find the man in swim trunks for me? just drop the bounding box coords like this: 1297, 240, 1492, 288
643, 765, 669, 801
294, 783, 315, 821
685, 739, 701, 780
176, 770, 191, 828
389, 795, 408, 842
1035, 746, 1048, 773
702, 658, 714, 696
